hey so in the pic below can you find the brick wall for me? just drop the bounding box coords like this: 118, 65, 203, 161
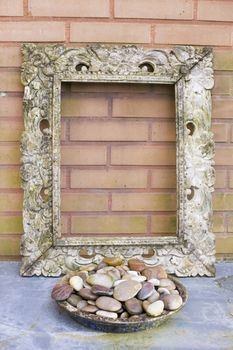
60, 83, 177, 237
0, 0, 233, 259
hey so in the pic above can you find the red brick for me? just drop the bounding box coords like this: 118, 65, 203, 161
111, 145, 176, 165
0, 22, 65, 42
61, 145, 107, 165
0, 216, 23, 233
215, 147, 233, 165
0, 0, 23, 16
0, 145, 21, 165
213, 99, 233, 119
70, 82, 155, 94
214, 50, 233, 71
0, 237, 20, 256
0, 168, 20, 188
61, 96, 108, 117
213, 214, 224, 233
0, 193, 22, 211
216, 237, 233, 254
0, 120, 23, 141
69, 120, 148, 141
151, 169, 176, 188
61, 169, 67, 189
70, 169, 148, 189
151, 169, 226, 189
212, 123, 228, 142
112, 96, 175, 118
71, 215, 147, 234
231, 126, 233, 142
115, 0, 193, 20
61, 121, 66, 141
61, 215, 69, 235
151, 122, 175, 142
215, 169, 227, 189
154, 24, 232, 46
0, 96, 22, 117
151, 215, 176, 233
70, 22, 151, 43
61, 193, 108, 212
227, 215, 233, 233
29, 0, 109, 17
0, 47, 21, 67
213, 193, 233, 211
228, 171, 233, 188
197, 0, 233, 22
212, 99, 233, 119
0, 71, 22, 92
112, 193, 176, 211
213, 75, 232, 95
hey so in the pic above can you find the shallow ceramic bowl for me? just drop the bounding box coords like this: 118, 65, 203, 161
56, 275, 188, 333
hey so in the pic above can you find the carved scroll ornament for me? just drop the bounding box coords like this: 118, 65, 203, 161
20, 44, 215, 277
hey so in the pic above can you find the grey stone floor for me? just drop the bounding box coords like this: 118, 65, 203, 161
0, 262, 233, 350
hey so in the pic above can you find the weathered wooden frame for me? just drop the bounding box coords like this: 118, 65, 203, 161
20, 44, 215, 277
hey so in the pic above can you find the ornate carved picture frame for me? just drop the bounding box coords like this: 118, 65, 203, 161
20, 44, 215, 277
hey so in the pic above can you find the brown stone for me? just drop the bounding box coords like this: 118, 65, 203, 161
113, 280, 142, 301
96, 261, 108, 270
51, 283, 73, 301
107, 268, 121, 281
125, 298, 143, 315
81, 305, 99, 313
78, 288, 98, 300
128, 259, 146, 272
91, 285, 113, 296
142, 265, 167, 280
96, 296, 122, 312
120, 311, 129, 319
103, 257, 123, 266
116, 266, 125, 276
79, 264, 97, 272
137, 282, 154, 300
67, 294, 82, 307
77, 300, 88, 310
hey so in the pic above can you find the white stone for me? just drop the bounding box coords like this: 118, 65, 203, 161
148, 278, 160, 286
122, 273, 146, 282
87, 273, 114, 288
131, 276, 147, 283
113, 279, 125, 287
170, 289, 179, 295
127, 270, 138, 276
159, 278, 176, 290
96, 310, 118, 319
146, 300, 164, 317
69, 276, 83, 292
162, 295, 183, 311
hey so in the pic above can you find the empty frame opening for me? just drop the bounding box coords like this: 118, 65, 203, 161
60, 82, 176, 238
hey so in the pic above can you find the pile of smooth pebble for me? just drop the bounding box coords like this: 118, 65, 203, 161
51, 257, 183, 321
